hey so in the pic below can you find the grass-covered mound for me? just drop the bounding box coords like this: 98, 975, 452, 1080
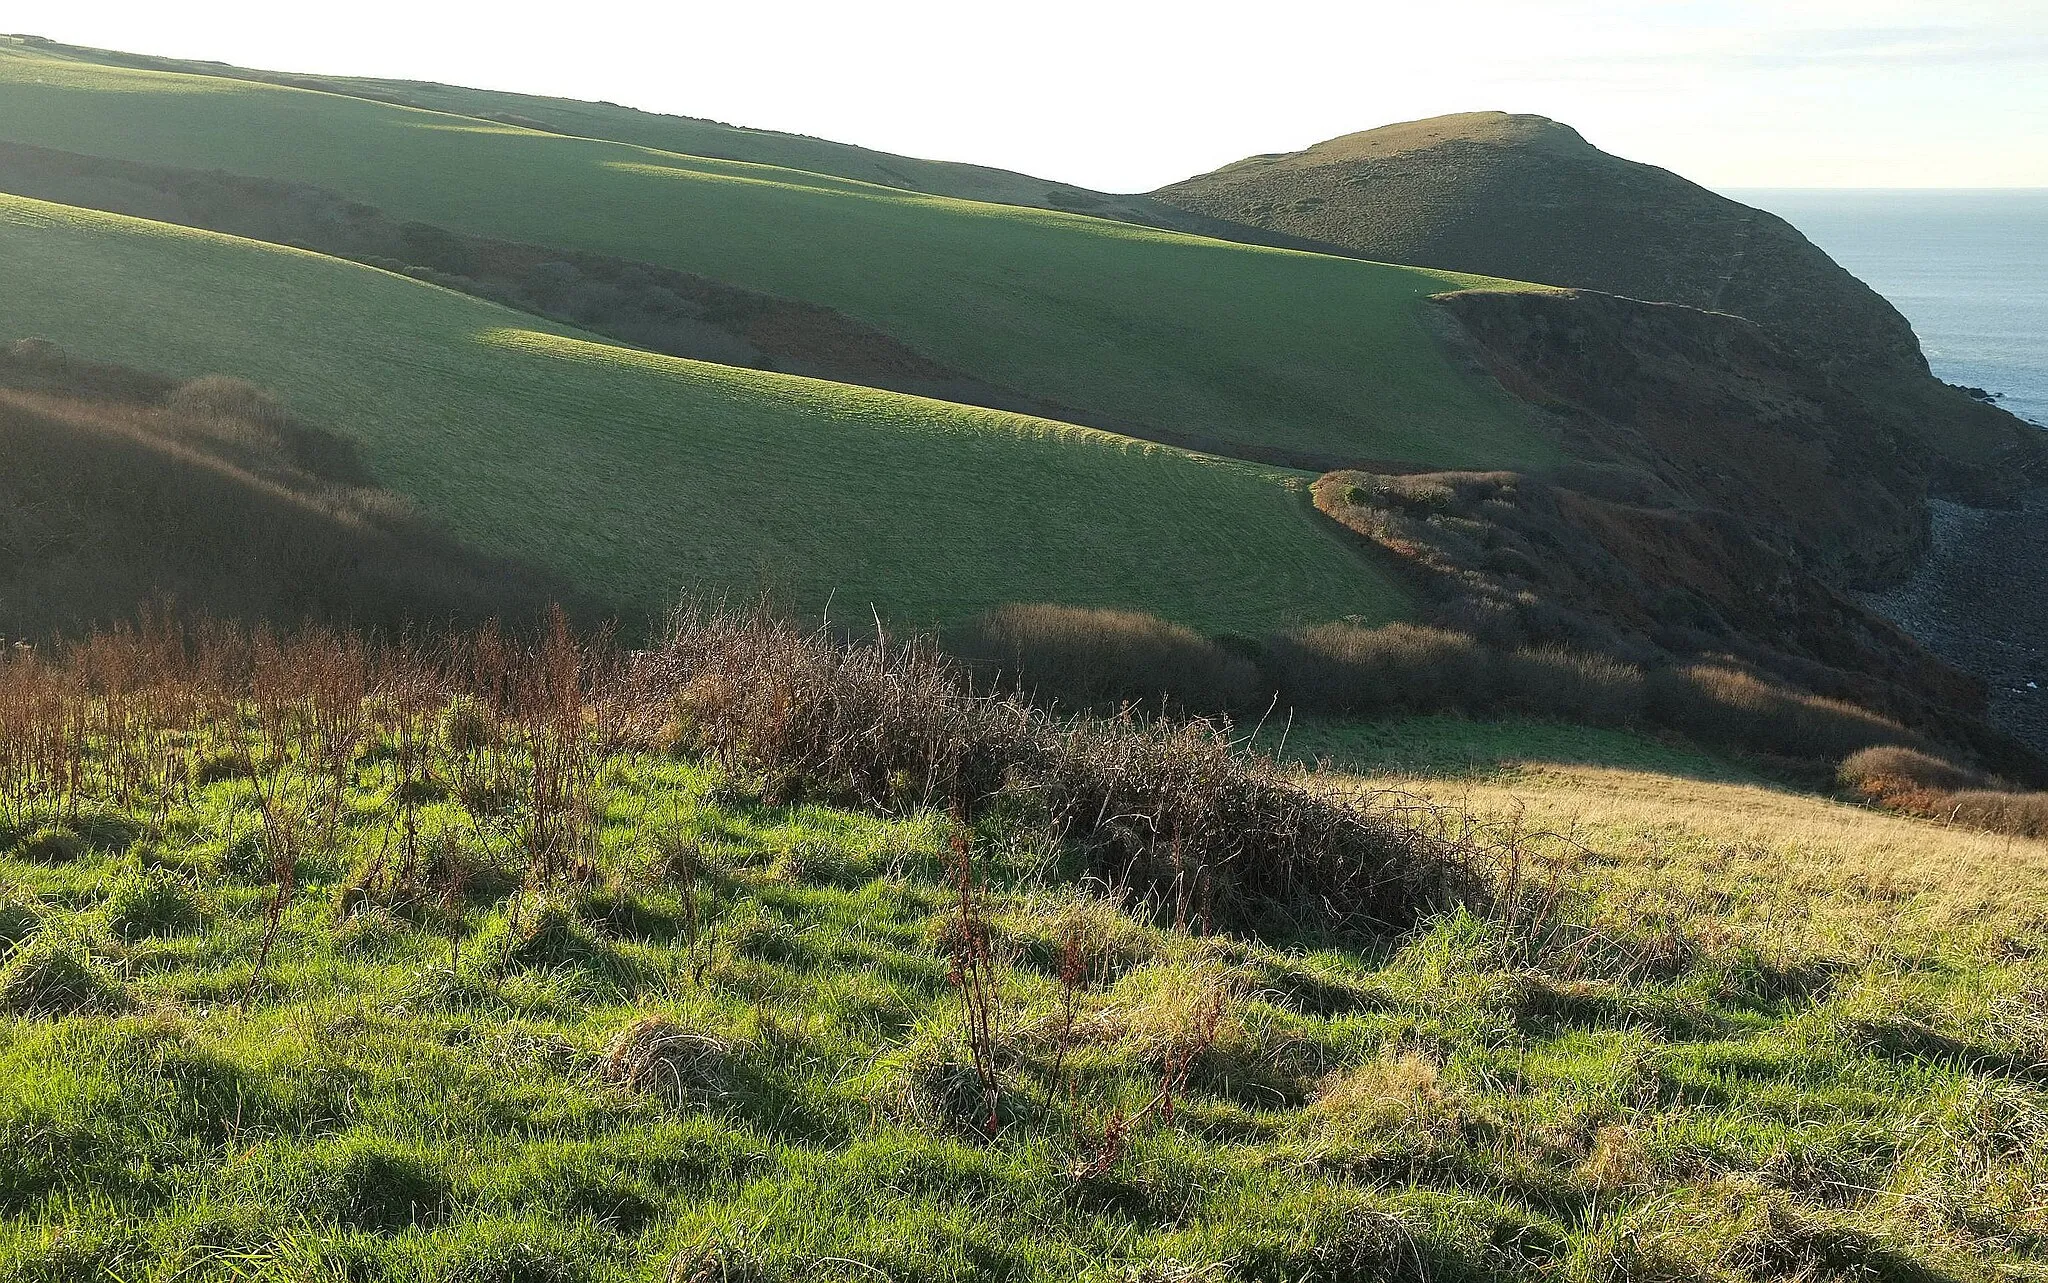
0, 615, 2044, 1281
0, 37, 1558, 472
0, 196, 1402, 634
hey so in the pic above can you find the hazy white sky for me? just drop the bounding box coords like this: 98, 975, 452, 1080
10, 1, 2047, 191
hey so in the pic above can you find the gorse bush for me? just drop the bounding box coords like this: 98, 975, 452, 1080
1839, 746, 1993, 801
1260, 622, 1493, 718
1259, 623, 1649, 731
982, 609, 1919, 768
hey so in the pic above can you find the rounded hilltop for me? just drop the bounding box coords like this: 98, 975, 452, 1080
1236, 111, 1597, 167
1156, 110, 1926, 380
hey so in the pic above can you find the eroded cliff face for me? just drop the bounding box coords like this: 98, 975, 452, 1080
1305, 287, 2048, 770
1159, 113, 2048, 508
1432, 287, 1932, 584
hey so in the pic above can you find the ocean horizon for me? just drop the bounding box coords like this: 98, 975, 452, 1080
1733, 188, 2048, 429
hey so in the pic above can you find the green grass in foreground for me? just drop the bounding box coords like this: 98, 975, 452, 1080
0, 39, 1560, 470
0, 719, 2043, 1280
0, 194, 1402, 633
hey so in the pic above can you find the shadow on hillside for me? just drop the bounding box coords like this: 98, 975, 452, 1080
1255, 715, 1755, 785
0, 339, 607, 641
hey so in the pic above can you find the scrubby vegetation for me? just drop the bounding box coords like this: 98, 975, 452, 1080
938, 604, 2022, 786
1840, 746, 2048, 839
0, 609, 2044, 1280
945, 604, 1268, 715
0, 34, 2043, 1281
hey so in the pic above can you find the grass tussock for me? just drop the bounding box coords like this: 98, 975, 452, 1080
0, 940, 124, 1017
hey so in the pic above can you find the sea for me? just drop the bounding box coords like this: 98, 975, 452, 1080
1732, 188, 2048, 427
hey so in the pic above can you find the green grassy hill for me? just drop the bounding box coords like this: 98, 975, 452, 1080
0, 38, 1558, 473
0, 193, 1401, 632
10, 36, 1327, 245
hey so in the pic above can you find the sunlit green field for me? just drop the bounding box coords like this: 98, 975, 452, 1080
55, 42, 1150, 213
0, 194, 1403, 631
0, 39, 1560, 471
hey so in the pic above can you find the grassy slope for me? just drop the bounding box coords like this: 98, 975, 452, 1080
11, 37, 1199, 217
0, 39, 1558, 471
1336, 745, 2048, 950
0, 194, 1400, 632
3, 724, 2044, 1280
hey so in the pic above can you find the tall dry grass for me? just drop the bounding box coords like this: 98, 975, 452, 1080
944, 604, 1266, 715
1839, 744, 2048, 839
0, 605, 1472, 935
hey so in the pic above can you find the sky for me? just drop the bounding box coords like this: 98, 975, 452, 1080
8, 1, 2046, 192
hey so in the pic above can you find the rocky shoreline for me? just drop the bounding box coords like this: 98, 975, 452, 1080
1861, 491, 2048, 753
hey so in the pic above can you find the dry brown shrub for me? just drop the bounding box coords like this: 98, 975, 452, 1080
1649, 664, 1925, 761
945, 604, 1266, 714
1838, 746, 1993, 811
1262, 622, 1493, 717
639, 605, 1468, 933
1944, 791, 2048, 840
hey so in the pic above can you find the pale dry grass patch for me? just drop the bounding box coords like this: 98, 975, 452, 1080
1326, 761, 2048, 951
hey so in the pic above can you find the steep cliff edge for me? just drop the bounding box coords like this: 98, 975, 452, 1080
1306, 286, 2048, 769
1431, 287, 1929, 584
1159, 113, 1919, 377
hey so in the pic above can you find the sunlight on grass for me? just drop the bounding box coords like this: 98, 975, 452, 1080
0, 196, 1405, 632
0, 42, 1561, 470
